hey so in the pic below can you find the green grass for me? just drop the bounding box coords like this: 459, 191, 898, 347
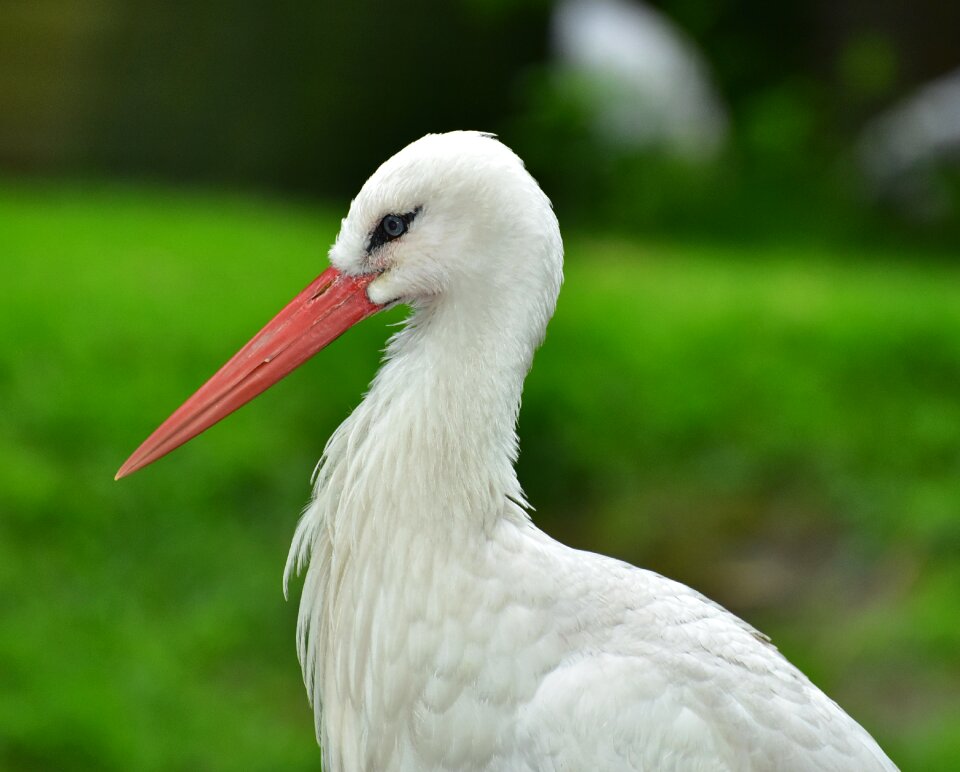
2, 181, 958, 770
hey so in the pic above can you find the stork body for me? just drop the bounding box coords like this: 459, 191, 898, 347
119, 132, 896, 771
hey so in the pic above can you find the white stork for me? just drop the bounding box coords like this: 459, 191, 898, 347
117, 131, 897, 771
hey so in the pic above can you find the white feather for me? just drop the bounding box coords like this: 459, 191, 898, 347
283, 131, 896, 771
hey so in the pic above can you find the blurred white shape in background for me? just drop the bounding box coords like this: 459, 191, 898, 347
859, 67, 960, 218
552, 0, 728, 160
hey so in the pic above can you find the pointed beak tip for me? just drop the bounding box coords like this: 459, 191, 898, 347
114, 458, 138, 481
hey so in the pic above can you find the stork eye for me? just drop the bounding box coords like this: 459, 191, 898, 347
366, 206, 421, 254
382, 214, 406, 238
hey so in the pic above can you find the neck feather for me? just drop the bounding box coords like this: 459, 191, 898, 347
282, 287, 541, 743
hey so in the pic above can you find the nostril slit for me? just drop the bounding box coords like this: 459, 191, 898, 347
310, 281, 333, 301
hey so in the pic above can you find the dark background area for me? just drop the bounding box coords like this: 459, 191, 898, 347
3, 0, 960, 219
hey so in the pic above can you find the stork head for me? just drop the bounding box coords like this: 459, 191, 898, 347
332, 131, 562, 314
115, 131, 562, 479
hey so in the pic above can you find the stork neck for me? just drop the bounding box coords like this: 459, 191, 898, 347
346, 291, 536, 533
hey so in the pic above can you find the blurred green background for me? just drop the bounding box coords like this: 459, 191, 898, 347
2, 0, 959, 769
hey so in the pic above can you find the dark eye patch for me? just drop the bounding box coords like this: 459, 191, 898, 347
367, 207, 422, 254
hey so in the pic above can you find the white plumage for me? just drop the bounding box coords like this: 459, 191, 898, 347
119, 130, 897, 770
281, 132, 896, 771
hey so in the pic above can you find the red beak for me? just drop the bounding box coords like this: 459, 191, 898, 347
115, 267, 382, 479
